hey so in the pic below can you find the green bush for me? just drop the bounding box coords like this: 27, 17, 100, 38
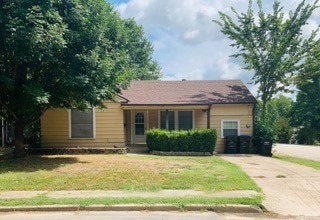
146, 128, 217, 153
296, 127, 319, 145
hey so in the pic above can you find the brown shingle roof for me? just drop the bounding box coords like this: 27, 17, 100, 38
120, 80, 256, 105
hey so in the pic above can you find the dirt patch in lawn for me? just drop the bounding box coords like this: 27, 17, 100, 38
54, 155, 196, 174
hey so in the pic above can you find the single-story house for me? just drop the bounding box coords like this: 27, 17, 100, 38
41, 80, 256, 153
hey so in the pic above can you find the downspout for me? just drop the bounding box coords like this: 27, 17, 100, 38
207, 104, 212, 129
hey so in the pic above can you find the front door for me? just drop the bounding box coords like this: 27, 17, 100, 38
133, 111, 147, 144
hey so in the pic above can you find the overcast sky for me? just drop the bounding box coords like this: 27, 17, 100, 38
108, 0, 320, 95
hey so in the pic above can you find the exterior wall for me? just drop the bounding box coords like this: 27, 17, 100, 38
210, 104, 254, 153
194, 109, 207, 128
148, 110, 158, 129
41, 103, 254, 150
41, 102, 125, 147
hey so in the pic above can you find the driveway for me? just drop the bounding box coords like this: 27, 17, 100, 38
273, 144, 320, 161
222, 155, 320, 217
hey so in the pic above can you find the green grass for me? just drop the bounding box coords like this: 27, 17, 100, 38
0, 154, 260, 192
0, 195, 262, 207
273, 153, 320, 170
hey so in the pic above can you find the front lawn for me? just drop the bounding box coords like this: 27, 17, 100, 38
0, 154, 260, 192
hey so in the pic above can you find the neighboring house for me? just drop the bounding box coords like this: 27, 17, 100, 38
41, 80, 256, 153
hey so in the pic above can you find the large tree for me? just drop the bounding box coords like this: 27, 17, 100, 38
291, 40, 320, 144
0, 0, 161, 157
214, 0, 319, 118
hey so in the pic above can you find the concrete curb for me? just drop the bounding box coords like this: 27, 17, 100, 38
0, 204, 263, 213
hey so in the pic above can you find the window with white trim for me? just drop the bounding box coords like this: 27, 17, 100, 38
160, 110, 193, 130
221, 120, 239, 138
70, 108, 94, 138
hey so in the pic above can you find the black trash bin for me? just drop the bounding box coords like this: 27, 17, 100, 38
224, 135, 238, 154
260, 137, 273, 156
238, 135, 251, 154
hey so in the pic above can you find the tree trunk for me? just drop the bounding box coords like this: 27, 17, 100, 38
13, 120, 26, 158
261, 99, 267, 121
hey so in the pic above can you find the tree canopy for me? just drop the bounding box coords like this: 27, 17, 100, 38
0, 0, 161, 157
291, 41, 320, 144
261, 96, 293, 143
214, 0, 319, 118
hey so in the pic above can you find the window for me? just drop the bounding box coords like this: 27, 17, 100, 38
160, 111, 175, 130
160, 110, 193, 130
178, 111, 193, 130
70, 108, 94, 138
221, 120, 239, 138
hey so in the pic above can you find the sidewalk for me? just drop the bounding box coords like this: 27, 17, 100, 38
0, 189, 258, 199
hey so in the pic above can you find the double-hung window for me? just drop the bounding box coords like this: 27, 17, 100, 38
160, 110, 193, 130
221, 120, 239, 138
70, 108, 94, 138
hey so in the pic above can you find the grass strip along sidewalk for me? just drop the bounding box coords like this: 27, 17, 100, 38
273, 153, 320, 170
0, 195, 262, 207
0, 154, 262, 206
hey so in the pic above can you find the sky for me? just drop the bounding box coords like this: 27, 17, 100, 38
108, 0, 320, 95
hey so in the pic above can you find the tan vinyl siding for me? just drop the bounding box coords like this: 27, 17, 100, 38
41, 102, 125, 147
194, 109, 207, 128
42, 103, 254, 151
148, 110, 158, 129
210, 104, 254, 153
41, 109, 69, 143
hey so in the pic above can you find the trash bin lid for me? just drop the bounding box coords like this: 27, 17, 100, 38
239, 135, 251, 138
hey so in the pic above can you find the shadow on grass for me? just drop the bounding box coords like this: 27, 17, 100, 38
0, 153, 84, 173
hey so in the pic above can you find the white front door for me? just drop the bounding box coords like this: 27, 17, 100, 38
133, 111, 147, 144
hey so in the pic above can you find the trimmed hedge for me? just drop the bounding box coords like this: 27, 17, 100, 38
146, 128, 217, 153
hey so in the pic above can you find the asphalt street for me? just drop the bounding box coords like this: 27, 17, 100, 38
273, 144, 320, 161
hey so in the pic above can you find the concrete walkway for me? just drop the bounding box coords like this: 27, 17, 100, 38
222, 155, 320, 217
0, 190, 258, 199
274, 144, 320, 161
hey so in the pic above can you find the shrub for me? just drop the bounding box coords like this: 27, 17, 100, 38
296, 127, 318, 145
146, 128, 217, 153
